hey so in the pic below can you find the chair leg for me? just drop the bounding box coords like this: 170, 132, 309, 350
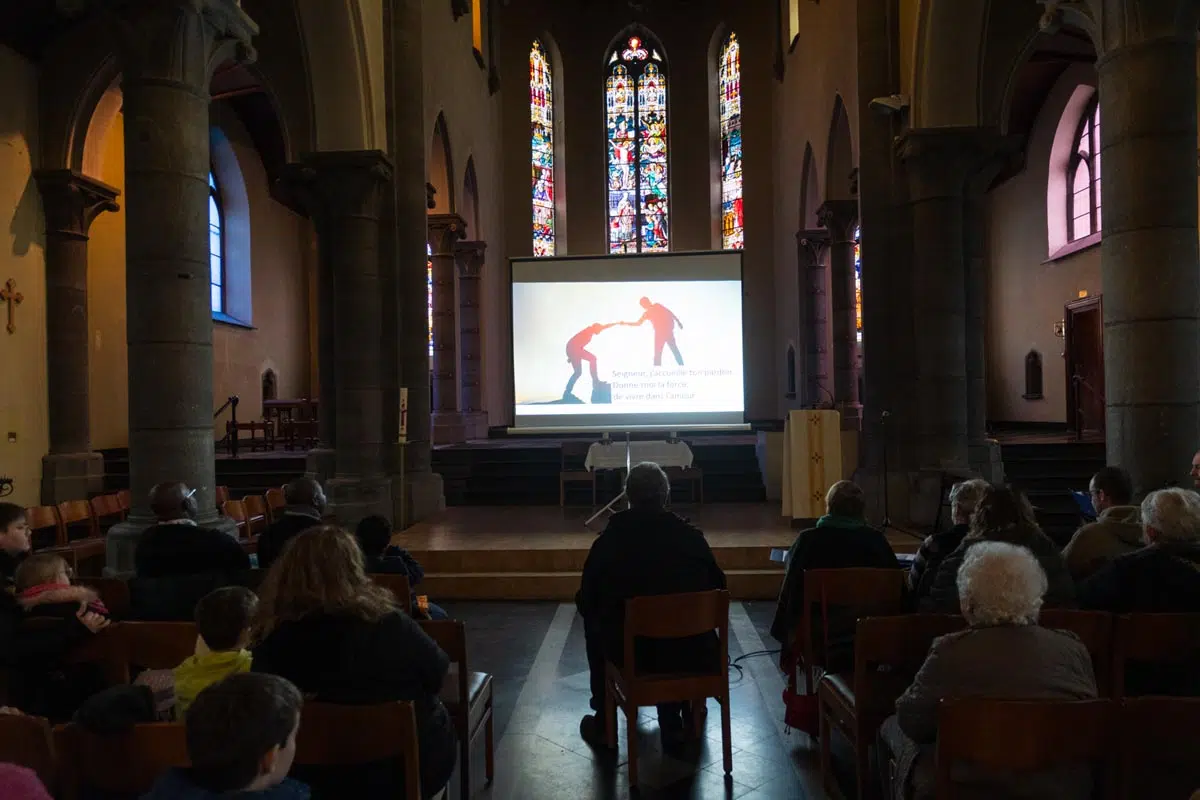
819, 700, 834, 797
720, 695, 733, 776
855, 728, 871, 800
604, 683, 617, 748
460, 734, 471, 800
485, 712, 495, 783
626, 703, 639, 790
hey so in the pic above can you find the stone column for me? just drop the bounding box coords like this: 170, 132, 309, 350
455, 240, 488, 440
818, 199, 861, 427
428, 213, 467, 444
33, 170, 119, 503
106, 0, 255, 572
796, 230, 831, 408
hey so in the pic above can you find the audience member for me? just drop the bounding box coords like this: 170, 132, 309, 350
909, 479, 989, 603
770, 480, 897, 667
15, 553, 109, 619
257, 478, 327, 570
174, 586, 259, 719
135, 483, 250, 579
142, 672, 309, 799
918, 485, 1075, 613
1191, 450, 1200, 490
250, 527, 456, 799
576, 462, 727, 750
354, 515, 446, 621
879, 542, 1098, 800
0, 764, 52, 800
1062, 467, 1141, 580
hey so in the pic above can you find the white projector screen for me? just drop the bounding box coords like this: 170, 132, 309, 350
510, 251, 745, 431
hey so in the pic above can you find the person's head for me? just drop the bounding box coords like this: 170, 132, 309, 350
14, 553, 71, 592
1191, 451, 1200, 489
0, 503, 30, 555
625, 462, 670, 511
251, 526, 396, 641
149, 482, 198, 522
283, 477, 326, 513
949, 479, 990, 526
969, 485, 1039, 540
956, 541, 1048, 627
195, 586, 258, 652
639, 297, 651, 309
354, 515, 393, 560
185, 673, 302, 793
1140, 487, 1200, 545
1090, 467, 1133, 513
825, 481, 865, 520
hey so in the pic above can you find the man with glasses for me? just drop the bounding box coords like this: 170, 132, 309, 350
1062, 467, 1141, 580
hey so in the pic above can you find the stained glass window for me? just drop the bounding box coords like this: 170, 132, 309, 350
719, 32, 743, 250
208, 172, 224, 314
427, 242, 434, 357
854, 224, 862, 343
606, 32, 669, 253
1068, 99, 1101, 242
531, 40, 556, 257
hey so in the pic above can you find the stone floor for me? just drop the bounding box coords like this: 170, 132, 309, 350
439, 600, 836, 800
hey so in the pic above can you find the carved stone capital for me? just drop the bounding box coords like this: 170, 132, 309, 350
33, 170, 120, 240
454, 240, 487, 279
897, 126, 1010, 202
286, 150, 393, 222
797, 229, 830, 265
428, 213, 467, 256
1040, 0, 1200, 57
816, 200, 858, 242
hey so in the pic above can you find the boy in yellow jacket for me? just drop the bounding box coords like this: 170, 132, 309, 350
173, 586, 257, 719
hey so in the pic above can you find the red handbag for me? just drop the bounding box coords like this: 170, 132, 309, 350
782, 582, 829, 737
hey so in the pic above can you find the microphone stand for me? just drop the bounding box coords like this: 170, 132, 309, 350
878, 410, 923, 540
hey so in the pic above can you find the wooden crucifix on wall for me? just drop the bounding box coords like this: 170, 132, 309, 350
1, 279, 22, 334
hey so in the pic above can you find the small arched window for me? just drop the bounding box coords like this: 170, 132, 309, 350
1068, 99, 1101, 242
208, 171, 225, 314
261, 369, 278, 403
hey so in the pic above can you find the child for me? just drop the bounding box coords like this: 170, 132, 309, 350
142, 672, 309, 799
354, 515, 447, 620
15, 553, 109, 619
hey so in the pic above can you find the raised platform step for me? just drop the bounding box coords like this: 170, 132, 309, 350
420, 569, 785, 601
410, 543, 783, 574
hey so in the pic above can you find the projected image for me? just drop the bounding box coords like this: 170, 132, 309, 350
512, 280, 744, 419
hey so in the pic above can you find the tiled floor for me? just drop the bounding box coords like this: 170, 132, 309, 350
440, 600, 836, 800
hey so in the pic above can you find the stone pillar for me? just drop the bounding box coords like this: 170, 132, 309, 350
796, 230, 831, 408
818, 199, 861, 427
33, 170, 119, 504
428, 213, 467, 444
105, 0, 255, 573
297, 187, 336, 484
455, 240, 488, 440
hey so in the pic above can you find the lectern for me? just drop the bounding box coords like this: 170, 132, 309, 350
781, 410, 843, 521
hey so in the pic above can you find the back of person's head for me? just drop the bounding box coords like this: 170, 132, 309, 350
969, 485, 1040, 540
14, 553, 69, 593
185, 673, 302, 793
0, 503, 26, 534
1140, 487, 1200, 544
149, 482, 197, 522
1091, 466, 1134, 507
251, 526, 396, 641
956, 540, 1048, 626
355, 515, 393, 559
825, 480, 865, 520
283, 477, 326, 512
625, 462, 670, 511
195, 586, 259, 652
949, 479, 990, 525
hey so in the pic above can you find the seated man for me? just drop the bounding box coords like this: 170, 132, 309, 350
257, 478, 326, 570
135, 482, 250, 579
355, 515, 447, 620
769, 481, 897, 669
1062, 466, 1142, 580
576, 462, 726, 750
909, 479, 989, 603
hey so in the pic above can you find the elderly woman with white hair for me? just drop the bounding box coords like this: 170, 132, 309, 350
879, 542, 1097, 800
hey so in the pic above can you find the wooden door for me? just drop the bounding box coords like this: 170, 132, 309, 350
1065, 296, 1105, 438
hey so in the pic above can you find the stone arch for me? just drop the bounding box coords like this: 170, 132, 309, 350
295, 0, 380, 150
429, 113, 456, 214
462, 156, 480, 237
825, 95, 854, 201
799, 142, 820, 229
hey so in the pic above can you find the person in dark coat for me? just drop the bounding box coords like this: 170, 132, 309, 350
354, 515, 447, 621
918, 486, 1075, 614
135, 482, 250, 579
769, 480, 898, 668
576, 461, 727, 750
256, 478, 326, 570
251, 526, 455, 800
908, 479, 989, 604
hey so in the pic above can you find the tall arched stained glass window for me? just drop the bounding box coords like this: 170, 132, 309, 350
718, 32, 743, 250
531, 40, 556, 257
606, 31, 669, 253
1068, 98, 1101, 242
208, 171, 224, 314
427, 242, 434, 357
854, 224, 862, 343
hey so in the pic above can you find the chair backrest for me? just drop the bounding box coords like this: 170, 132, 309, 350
25, 506, 61, 548
265, 488, 286, 519
115, 489, 131, 514
1113, 613, 1200, 698
244, 495, 267, 518
295, 701, 422, 800
370, 573, 413, 615
935, 698, 1115, 800
55, 722, 188, 797
622, 590, 730, 674
223, 499, 248, 524
0, 713, 57, 792
1038, 609, 1114, 695
854, 614, 966, 688
561, 440, 592, 467
56, 500, 97, 542
419, 619, 467, 665
114, 621, 199, 683
215, 486, 230, 507
89, 495, 123, 524
79, 577, 132, 619
1118, 696, 1200, 798
801, 568, 906, 671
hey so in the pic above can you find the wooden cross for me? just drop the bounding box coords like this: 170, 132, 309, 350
1, 279, 22, 334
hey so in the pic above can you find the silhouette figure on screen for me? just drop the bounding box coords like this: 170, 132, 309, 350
564, 323, 617, 402
624, 297, 684, 367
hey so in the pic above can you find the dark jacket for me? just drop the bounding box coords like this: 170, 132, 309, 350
909, 524, 969, 605
129, 569, 262, 622
769, 515, 898, 664
363, 546, 425, 586
918, 527, 1076, 614
135, 522, 250, 579
252, 611, 455, 799
142, 770, 310, 799
257, 508, 324, 570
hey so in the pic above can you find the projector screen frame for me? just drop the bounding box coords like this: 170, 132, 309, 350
507, 249, 747, 434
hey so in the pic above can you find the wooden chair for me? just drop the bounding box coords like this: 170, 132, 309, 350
0, 713, 58, 794
242, 494, 268, 536
665, 464, 704, 504
89, 494, 124, 532
55, 722, 189, 800
79, 576, 132, 619
295, 701, 422, 800
55, 500, 106, 568
1117, 696, 1200, 798
371, 572, 414, 615
25, 505, 61, 551
265, 487, 286, 521
818, 614, 966, 800
108, 621, 198, 684
222, 498, 249, 537
1112, 613, 1200, 698
215, 485, 230, 511
1039, 609, 1114, 696
935, 698, 1115, 800
421, 620, 494, 799
559, 440, 596, 508
116, 489, 132, 518
605, 590, 732, 790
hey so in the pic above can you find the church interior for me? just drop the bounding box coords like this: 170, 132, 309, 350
1, 0, 1200, 798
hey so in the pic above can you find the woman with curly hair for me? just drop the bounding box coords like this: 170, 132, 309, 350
251, 526, 455, 799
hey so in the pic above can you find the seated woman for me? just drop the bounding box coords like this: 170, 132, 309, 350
250, 527, 456, 800
879, 542, 1098, 800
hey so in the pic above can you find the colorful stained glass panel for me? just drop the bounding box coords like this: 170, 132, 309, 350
719, 33, 743, 250
531, 40, 555, 257
854, 224, 862, 343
